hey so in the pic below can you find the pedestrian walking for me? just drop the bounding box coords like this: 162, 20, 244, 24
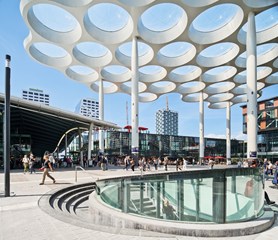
29, 153, 36, 174
39, 151, 56, 185
22, 154, 29, 174
164, 156, 168, 171
123, 155, 130, 171
183, 158, 187, 170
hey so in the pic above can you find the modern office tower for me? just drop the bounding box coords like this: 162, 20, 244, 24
22, 88, 50, 105
241, 96, 278, 160
75, 98, 99, 119
156, 98, 178, 135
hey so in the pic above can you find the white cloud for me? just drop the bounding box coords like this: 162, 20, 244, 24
205, 133, 226, 139
205, 132, 247, 140
232, 132, 247, 141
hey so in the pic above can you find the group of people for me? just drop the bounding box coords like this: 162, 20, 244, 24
21, 153, 36, 174
121, 155, 195, 172
21, 151, 56, 185
263, 158, 278, 183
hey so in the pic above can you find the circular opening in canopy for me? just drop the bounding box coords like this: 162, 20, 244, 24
73, 42, 112, 67
169, 65, 202, 83
266, 72, 278, 84
177, 81, 206, 94
85, 3, 133, 44
238, 6, 278, 44
116, 41, 154, 67
139, 65, 167, 83
28, 4, 81, 44
204, 81, 235, 95
29, 42, 71, 67
197, 42, 239, 67
120, 81, 147, 94
66, 65, 99, 83
236, 43, 278, 67
232, 82, 265, 95
87, 3, 130, 32
181, 0, 220, 7
32, 4, 78, 32
189, 4, 243, 44
101, 65, 131, 83
234, 67, 272, 84
207, 93, 234, 103
202, 66, 237, 83
138, 3, 187, 44
139, 92, 158, 102
90, 81, 118, 94
181, 92, 208, 102
157, 42, 196, 67
148, 81, 176, 94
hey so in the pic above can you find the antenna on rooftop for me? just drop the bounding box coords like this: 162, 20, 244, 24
166, 96, 169, 111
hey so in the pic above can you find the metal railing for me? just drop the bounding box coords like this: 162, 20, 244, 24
75, 165, 86, 183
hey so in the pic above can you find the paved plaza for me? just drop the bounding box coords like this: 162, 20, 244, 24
0, 165, 277, 240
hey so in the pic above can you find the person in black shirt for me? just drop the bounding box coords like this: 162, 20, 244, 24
39, 151, 56, 185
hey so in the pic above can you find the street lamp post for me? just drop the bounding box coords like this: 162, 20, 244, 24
4, 55, 11, 197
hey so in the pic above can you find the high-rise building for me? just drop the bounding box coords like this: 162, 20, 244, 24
241, 96, 278, 161
156, 109, 178, 135
22, 88, 50, 105
75, 98, 99, 119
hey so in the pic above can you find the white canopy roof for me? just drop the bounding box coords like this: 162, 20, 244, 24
20, 0, 278, 108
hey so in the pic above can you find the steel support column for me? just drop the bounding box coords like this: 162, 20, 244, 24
246, 12, 258, 159
87, 123, 93, 161
131, 36, 139, 157
199, 92, 204, 164
99, 78, 104, 153
226, 102, 231, 164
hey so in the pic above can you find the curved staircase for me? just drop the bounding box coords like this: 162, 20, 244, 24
38, 182, 96, 228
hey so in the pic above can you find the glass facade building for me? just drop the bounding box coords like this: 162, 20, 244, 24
105, 131, 243, 160
156, 109, 178, 135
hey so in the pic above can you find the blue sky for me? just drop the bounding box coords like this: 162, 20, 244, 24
0, 1, 277, 140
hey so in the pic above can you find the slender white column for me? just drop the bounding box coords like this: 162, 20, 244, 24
199, 92, 204, 163
78, 128, 83, 166
246, 12, 258, 159
99, 78, 104, 153
87, 123, 93, 160
65, 133, 67, 157
226, 102, 231, 164
131, 36, 139, 155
